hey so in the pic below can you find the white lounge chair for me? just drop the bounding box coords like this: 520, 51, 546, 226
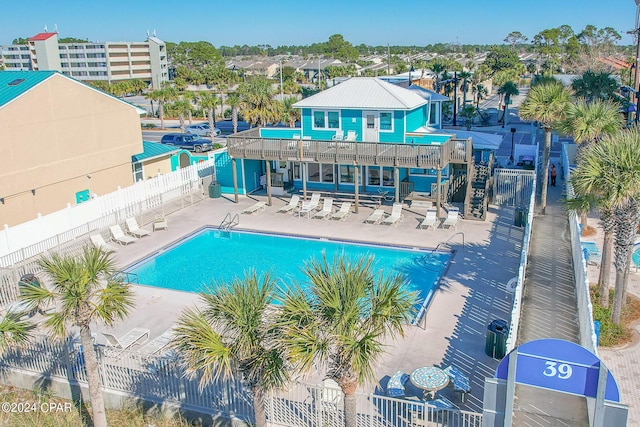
332, 130, 344, 141
102, 327, 150, 352
90, 234, 118, 252
365, 208, 385, 224
313, 198, 334, 219
125, 217, 151, 237
420, 208, 438, 230
141, 328, 174, 355
153, 214, 168, 231
298, 193, 321, 217
331, 202, 352, 221
345, 130, 357, 141
382, 203, 404, 226
243, 201, 267, 214
277, 195, 300, 214
442, 208, 459, 230
110, 225, 138, 245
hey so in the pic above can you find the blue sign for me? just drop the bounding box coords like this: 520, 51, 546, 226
495, 338, 620, 402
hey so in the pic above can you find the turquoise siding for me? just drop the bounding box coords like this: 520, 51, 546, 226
243, 159, 263, 192
341, 110, 362, 141
405, 106, 427, 133
301, 108, 336, 140
301, 108, 363, 141
378, 111, 405, 143
405, 133, 451, 145
260, 128, 301, 139
213, 152, 247, 195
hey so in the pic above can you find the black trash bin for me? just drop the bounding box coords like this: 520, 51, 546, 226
208, 182, 221, 198
485, 319, 509, 359
514, 206, 527, 227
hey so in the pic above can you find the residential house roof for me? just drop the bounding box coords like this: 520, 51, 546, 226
404, 84, 450, 102
293, 77, 427, 110
132, 141, 180, 162
0, 70, 56, 108
28, 32, 57, 41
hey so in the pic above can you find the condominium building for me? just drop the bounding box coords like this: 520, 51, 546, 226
0, 32, 168, 89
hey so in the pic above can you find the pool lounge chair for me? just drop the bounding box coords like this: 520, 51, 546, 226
365, 208, 385, 224
125, 217, 151, 238
313, 198, 334, 219
298, 193, 321, 217
153, 215, 168, 231
141, 328, 174, 355
277, 195, 300, 214
420, 207, 438, 230
442, 208, 459, 230
581, 241, 601, 265
331, 202, 352, 221
243, 201, 267, 214
382, 203, 404, 226
109, 225, 137, 245
345, 130, 357, 141
90, 234, 118, 252
102, 327, 150, 353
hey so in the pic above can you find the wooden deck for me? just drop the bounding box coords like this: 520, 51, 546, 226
227, 128, 472, 168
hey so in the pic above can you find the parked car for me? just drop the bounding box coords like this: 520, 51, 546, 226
215, 120, 251, 135
160, 133, 213, 152
185, 122, 221, 137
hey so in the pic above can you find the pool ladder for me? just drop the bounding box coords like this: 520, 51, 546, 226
219, 213, 239, 230
420, 232, 465, 268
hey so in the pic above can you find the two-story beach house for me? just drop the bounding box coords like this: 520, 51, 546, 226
226, 77, 495, 220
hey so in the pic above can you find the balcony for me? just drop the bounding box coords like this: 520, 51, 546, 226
227, 128, 471, 168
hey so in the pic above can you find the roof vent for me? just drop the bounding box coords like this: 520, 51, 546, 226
8, 78, 25, 86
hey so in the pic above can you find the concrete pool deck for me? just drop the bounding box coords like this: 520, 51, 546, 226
99, 194, 524, 413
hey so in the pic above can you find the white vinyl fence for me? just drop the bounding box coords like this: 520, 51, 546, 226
492, 169, 536, 207
0, 334, 483, 427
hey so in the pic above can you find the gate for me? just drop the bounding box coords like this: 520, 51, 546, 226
492, 169, 535, 207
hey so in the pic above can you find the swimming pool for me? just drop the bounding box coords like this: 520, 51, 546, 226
125, 228, 451, 322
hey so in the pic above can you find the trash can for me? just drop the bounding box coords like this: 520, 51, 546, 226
514, 206, 528, 227
485, 319, 509, 359
208, 182, 221, 198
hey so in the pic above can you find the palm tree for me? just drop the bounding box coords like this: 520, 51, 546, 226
278, 254, 418, 427
182, 91, 196, 126
571, 129, 640, 323
556, 98, 623, 147
146, 87, 178, 129
571, 70, 619, 103
280, 97, 300, 128
497, 81, 519, 127
458, 71, 472, 105
459, 105, 476, 130
519, 82, 571, 214
227, 92, 241, 134
20, 247, 135, 427
173, 271, 289, 427
238, 77, 280, 127
199, 93, 219, 136
473, 83, 488, 108
173, 98, 193, 132
0, 315, 32, 353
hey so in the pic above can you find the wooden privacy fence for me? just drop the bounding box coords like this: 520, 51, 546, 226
0, 334, 483, 427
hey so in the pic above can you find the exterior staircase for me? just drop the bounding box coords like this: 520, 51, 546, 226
465, 163, 490, 220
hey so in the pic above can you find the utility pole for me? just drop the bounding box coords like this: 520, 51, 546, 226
633, 1, 640, 123
387, 44, 390, 75
453, 71, 458, 127
279, 58, 283, 99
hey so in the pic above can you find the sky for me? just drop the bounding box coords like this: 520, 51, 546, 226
1, 0, 638, 48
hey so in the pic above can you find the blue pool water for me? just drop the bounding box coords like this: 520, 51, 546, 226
125, 228, 451, 321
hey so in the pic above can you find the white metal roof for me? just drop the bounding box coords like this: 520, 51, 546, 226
293, 77, 428, 110
404, 85, 450, 102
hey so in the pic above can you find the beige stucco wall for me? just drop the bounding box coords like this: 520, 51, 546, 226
0, 73, 142, 226
142, 156, 173, 179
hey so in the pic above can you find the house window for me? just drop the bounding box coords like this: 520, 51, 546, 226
312, 111, 340, 129
380, 112, 393, 131
429, 103, 438, 125
306, 163, 334, 183
368, 168, 380, 186
293, 162, 300, 179
368, 167, 394, 186
382, 167, 394, 186
132, 163, 143, 182
313, 111, 325, 128
340, 165, 361, 184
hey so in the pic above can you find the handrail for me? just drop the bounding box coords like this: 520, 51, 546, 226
218, 213, 239, 230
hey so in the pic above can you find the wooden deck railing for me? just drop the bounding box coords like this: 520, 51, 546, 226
227, 128, 471, 168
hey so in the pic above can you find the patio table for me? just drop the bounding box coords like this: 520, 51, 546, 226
410, 366, 449, 400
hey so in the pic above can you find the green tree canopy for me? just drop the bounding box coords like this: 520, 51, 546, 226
323, 34, 359, 62
483, 46, 523, 76
167, 41, 223, 68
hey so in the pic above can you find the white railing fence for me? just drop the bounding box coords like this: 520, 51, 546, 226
0, 334, 483, 427
0, 159, 216, 267
562, 143, 598, 354
492, 169, 536, 207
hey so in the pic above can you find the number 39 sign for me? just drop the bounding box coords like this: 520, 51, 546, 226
495, 338, 620, 402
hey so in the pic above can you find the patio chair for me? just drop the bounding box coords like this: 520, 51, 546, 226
141, 328, 174, 355
110, 225, 138, 245
444, 365, 471, 401
243, 201, 267, 214
581, 241, 601, 266
345, 130, 357, 141
298, 193, 321, 217
277, 194, 300, 214
313, 198, 334, 219
365, 208, 385, 224
331, 202, 352, 221
153, 214, 168, 231
420, 207, 438, 230
376, 187, 395, 202
382, 203, 404, 226
332, 130, 344, 141
428, 396, 457, 414
102, 327, 150, 353
125, 217, 151, 238
90, 234, 118, 252
442, 208, 459, 230
387, 371, 410, 398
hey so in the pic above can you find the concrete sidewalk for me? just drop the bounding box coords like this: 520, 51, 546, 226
512, 183, 590, 425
